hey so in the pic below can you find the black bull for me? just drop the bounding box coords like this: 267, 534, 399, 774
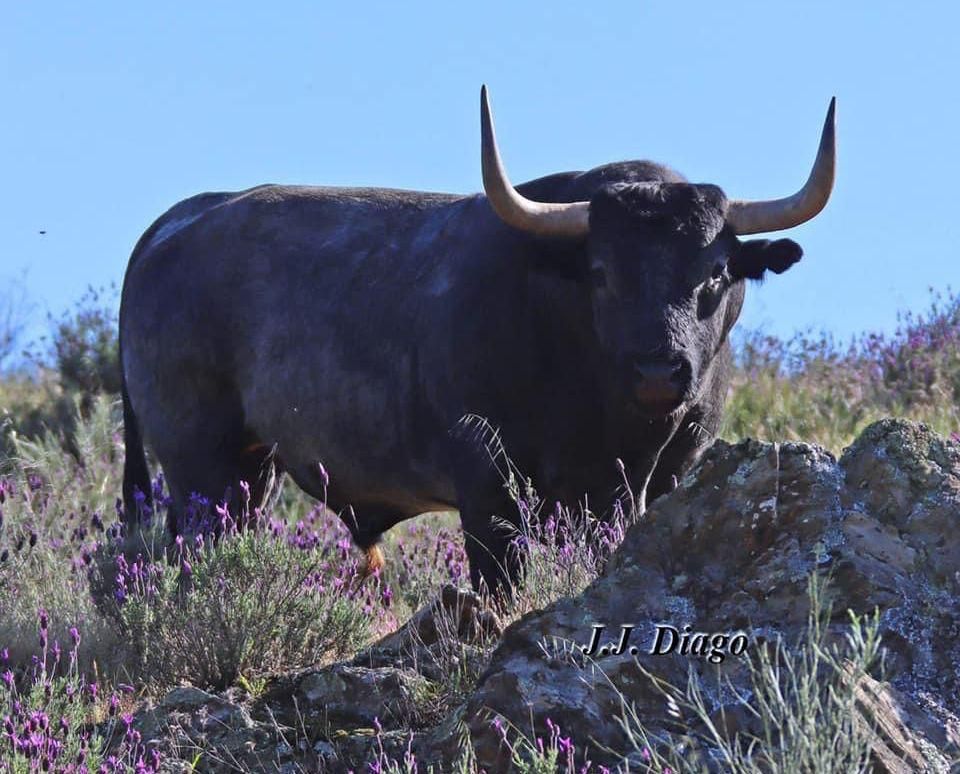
120, 87, 836, 593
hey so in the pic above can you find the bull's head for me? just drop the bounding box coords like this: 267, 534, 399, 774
480, 86, 835, 415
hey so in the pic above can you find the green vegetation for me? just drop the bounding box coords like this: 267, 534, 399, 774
722, 289, 960, 451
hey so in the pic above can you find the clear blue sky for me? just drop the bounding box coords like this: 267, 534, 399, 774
2, 3, 957, 350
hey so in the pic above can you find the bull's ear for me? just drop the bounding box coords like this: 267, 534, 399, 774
728, 238, 803, 282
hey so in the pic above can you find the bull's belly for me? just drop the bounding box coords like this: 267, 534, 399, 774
243, 391, 459, 519
289, 449, 459, 523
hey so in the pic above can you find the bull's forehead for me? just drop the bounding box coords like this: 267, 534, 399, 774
588, 182, 728, 249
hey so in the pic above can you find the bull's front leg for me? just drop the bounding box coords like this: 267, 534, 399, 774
459, 506, 524, 599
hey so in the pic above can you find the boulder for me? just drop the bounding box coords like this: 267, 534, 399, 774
448, 420, 959, 770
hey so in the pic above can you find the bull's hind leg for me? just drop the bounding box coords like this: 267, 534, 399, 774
148, 397, 254, 534
160, 440, 286, 534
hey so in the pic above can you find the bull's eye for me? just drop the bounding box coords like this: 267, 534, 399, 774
711, 262, 726, 280
590, 265, 608, 291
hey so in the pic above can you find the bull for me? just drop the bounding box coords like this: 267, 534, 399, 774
120, 86, 836, 593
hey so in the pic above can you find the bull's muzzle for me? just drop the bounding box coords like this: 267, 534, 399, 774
632, 357, 690, 412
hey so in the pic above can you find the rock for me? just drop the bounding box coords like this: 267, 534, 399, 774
352, 584, 502, 683
441, 420, 959, 770
131, 686, 295, 772
327, 727, 418, 770
850, 671, 953, 773
260, 663, 435, 734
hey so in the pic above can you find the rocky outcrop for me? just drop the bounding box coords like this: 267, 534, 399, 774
133, 686, 291, 772
453, 419, 959, 770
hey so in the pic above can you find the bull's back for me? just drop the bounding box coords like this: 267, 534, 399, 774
120, 184, 470, 511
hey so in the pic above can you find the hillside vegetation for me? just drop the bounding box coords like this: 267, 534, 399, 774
0, 287, 957, 770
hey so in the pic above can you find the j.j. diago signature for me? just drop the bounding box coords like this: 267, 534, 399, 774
581, 623, 750, 664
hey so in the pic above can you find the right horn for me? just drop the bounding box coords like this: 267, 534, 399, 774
726, 98, 836, 235
480, 85, 591, 238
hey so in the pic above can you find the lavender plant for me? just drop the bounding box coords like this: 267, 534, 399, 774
110, 501, 376, 690
0, 612, 161, 772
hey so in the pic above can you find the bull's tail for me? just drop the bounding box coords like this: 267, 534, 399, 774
121, 351, 152, 526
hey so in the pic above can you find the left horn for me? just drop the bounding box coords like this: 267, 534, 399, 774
480, 85, 590, 238
726, 98, 837, 235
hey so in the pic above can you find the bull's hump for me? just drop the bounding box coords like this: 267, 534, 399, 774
233, 183, 463, 209
510, 161, 687, 204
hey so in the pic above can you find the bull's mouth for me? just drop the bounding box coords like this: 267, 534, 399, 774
631, 383, 686, 416
630, 394, 688, 421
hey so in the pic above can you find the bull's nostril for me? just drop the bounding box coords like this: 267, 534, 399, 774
634, 359, 683, 381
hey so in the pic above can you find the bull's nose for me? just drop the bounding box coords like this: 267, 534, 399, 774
633, 358, 687, 408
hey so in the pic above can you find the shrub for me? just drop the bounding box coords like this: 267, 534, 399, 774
0, 394, 121, 675
110, 519, 374, 691
48, 285, 120, 402
1, 285, 121, 459
0, 275, 34, 371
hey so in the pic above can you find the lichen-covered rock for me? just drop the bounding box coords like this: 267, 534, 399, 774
131, 686, 294, 772
851, 672, 954, 774
353, 584, 502, 683
445, 419, 959, 770
260, 663, 435, 735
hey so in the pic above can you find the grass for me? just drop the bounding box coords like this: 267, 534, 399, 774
613, 575, 883, 773
1, 287, 959, 769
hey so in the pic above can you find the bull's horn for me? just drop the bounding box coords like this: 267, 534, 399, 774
481, 85, 590, 238
726, 98, 837, 235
